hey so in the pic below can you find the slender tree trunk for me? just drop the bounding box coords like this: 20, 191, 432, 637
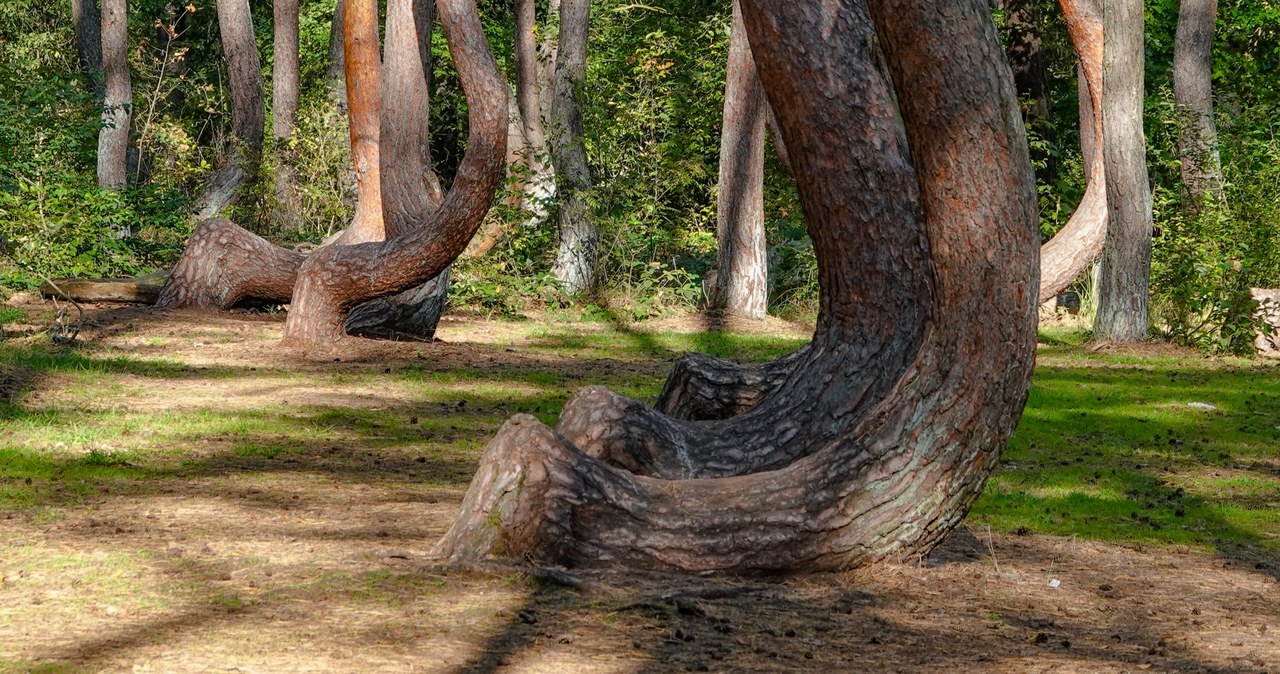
197, 0, 265, 218
1094, 0, 1151, 342
345, 0, 451, 341
273, 0, 302, 233
336, 0, 385, 244
515, 0, 556, 226
72, 0, 104, 94
996, 0, 1055, 179
549, 0, 597, 295
282, 0, 508, 349
97, 0, 130, 191
1038, 0, 1107, 303
711, 0, 768, 320
325, 0, 348, 108
1173, 0, 1223, 212
436, 0, 1038, 574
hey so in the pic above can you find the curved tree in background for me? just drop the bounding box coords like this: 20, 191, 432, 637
157, 0, 508, 351
435, 0, 1038, 574
1038, 0, 1107, 303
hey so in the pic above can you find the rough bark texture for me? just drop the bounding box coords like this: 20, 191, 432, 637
435, 0, 1038, 574
337, 0, 385, 244
72, 0, 104, 93
281, 0, 508, 348
710, 0, 768, 320
1173, 0, 1223, 212
96, 0, 130, 191
349, 0, 451, 342
514, 0, 556, 227
1252, 288, 1280, 358
654, 347, 808, 421
273, 0, 302, 233
1038, 0, 1107, 303
197, 0, 265, 219
549, 0, 598, 296
156, 219, 304, 310
1095, 0, 1151, 343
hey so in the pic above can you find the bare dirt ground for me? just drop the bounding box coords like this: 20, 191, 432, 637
1, 304, 1277, 673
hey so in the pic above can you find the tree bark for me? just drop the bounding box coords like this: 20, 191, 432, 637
710, 0, 768, 320
1094, 0, 1151, 342
1037, 0, 1107, 303
156, 219, 304, 310
336, 0, 385, 244
1173, 0, 1223, 213
435, 0, 1038, 574
72, 0, 104, 94
96, 0, 130, 191
197, 0, 265, 219
348, 0, 452, 342
995, 0, 1054, 177
273, 0, 302, 233
515, 0, 556, 227
549, 0, 598, 296
281, 0, 508, 349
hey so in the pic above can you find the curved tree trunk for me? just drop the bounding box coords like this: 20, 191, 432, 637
549, 0, 597, 296
197, 0, 265, 219
1038, 0, 1106, 303
710, 0, 768, 320
97, 0, 130, 191
73, 0, 104, 94
273, 0, 302, 233
347, 0, 452, 342
435, 0, 1038, 574
156, 219, 304, 310
281, 0, 508, 349
1094, 0, 1151, 342
1173, 0, 1223, 213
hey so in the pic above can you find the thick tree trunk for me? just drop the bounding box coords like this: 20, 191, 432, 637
549, 0, 597, 296
348, 0, 451, 342
96, 0, 130, 191
1094, 0, 1151, 342
281, 0, 508, 348
436, 0, 1038, 574
156, 219, 304, 309
1173, 0, 1223, 213
655, 346, 808, 421
273, 0, 302, 233
336, 0, 385, 244
72, 0, 104, 94
710, 0, 768, 320
1037, 0, 1107, 303
514, 0, 556, 227
325, 0, 347, 108
198, 0, 265, 219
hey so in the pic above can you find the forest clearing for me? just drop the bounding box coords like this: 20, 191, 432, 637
5, 0, 1280, 670
0, 303, 1278, 673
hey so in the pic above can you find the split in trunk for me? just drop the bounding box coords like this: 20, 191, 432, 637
435, 0, 1039, 574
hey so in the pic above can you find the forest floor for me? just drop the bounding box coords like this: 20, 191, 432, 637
0, 301, 1278, 673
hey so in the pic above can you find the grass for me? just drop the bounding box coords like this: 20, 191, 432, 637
1, 318, 1278, 561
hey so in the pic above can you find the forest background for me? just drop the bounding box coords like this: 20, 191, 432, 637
1, 0, 1278, 351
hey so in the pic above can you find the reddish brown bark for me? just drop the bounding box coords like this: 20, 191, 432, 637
711, 0, 769, 320
435, 0, 1038, 574
338, 0, 385, 244
281, 0, 508, 348
155, 219, 304, 310
1038, 0, 1106, 303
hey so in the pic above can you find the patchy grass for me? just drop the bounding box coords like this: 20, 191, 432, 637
1, 309, 1278, 672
